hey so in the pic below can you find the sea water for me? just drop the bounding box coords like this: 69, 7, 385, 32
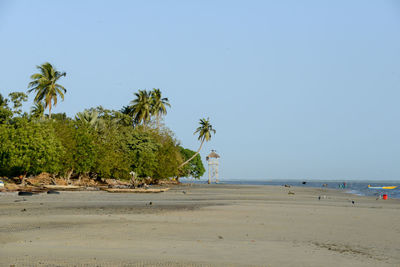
182, 179, 400, 199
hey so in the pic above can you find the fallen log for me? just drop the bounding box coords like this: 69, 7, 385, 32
43, 185, 82, 190
102, 188, 169, 193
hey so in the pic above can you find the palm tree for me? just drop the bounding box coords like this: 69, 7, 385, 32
31, 102, 45, 119
27, 62, 66, 119
129, 90, 152, 126
150, 88, 170, 128
75, 110, 103, 130
179, 118, 216, 168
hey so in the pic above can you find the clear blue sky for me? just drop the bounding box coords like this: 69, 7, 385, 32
1, 0, 399, 180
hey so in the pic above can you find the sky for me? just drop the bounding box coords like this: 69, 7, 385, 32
0, 0, 399, 181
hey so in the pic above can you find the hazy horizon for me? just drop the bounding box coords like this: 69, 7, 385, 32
1, 0, 399, 180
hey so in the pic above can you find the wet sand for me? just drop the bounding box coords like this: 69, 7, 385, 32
0, 184, 399, 266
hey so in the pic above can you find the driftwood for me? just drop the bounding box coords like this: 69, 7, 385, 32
102, 188, 169, 193
44, 185, 82, 190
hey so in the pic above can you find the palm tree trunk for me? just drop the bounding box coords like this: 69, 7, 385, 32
48, 101, 52, 119
179, 139, 204, 168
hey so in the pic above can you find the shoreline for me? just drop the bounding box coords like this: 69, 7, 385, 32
183, 180, 400, 199
1, 181, 399, 203
1, 184, 399, 266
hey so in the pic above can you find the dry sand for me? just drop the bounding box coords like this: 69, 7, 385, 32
0, 184, 399, 266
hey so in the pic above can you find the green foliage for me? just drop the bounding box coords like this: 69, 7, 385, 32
0, 124, 13, 174
27, 62, 67, 118
1, 81, 212, 182
150, 88, 170, 128
126, 89, 170, 128
50, 120, 77, 175
125, 129, 159, 178
0, 93, 8, 108
31, 102, 45, 119
72, 126, 97, 174
179, 147, 205, 179
152, 129, 182, 180
50, 112, 68, 121
0, 107, 13, 124
129, 90, 152, 126
195, 117, 216, 142
93, 123, 131, 180
76, 109, 104, 130
8, 92, 28, 115
179, 117, 216, 168
0, 120, 64, 176
0, 94, 12, 124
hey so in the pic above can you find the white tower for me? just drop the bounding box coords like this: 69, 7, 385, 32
206, 150, 220, 184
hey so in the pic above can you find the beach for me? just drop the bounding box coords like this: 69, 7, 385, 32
1, 184, 399, 266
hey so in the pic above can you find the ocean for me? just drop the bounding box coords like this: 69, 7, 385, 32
182, 179, 400, 199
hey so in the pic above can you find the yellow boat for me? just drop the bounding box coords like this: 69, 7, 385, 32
368, 185, 397, 190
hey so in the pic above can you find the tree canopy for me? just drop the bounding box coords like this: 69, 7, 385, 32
1, 63, 212, 183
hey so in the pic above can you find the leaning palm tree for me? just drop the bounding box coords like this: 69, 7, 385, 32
27, 62, 66, 119
129, 90, 152, 126
150, 88, 170, 128
179, 118, 216, 168
30, 102, 45, 119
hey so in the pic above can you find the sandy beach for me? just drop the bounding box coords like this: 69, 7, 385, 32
1, 184, 399, 266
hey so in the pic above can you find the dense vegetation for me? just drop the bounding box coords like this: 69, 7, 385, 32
0, 62, 215, 183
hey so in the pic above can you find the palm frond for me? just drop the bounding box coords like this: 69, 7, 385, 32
194, 118, 216, 141
27, 62, 67, 116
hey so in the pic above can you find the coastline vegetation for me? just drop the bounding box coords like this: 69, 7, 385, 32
0, 62, 214, 185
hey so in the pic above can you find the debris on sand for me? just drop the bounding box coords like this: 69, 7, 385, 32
18, 192, 34, 196
102, 188, 169, 193
44, 185, 81, 190
47, 190, 60, 195
104, 179, 130, 187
